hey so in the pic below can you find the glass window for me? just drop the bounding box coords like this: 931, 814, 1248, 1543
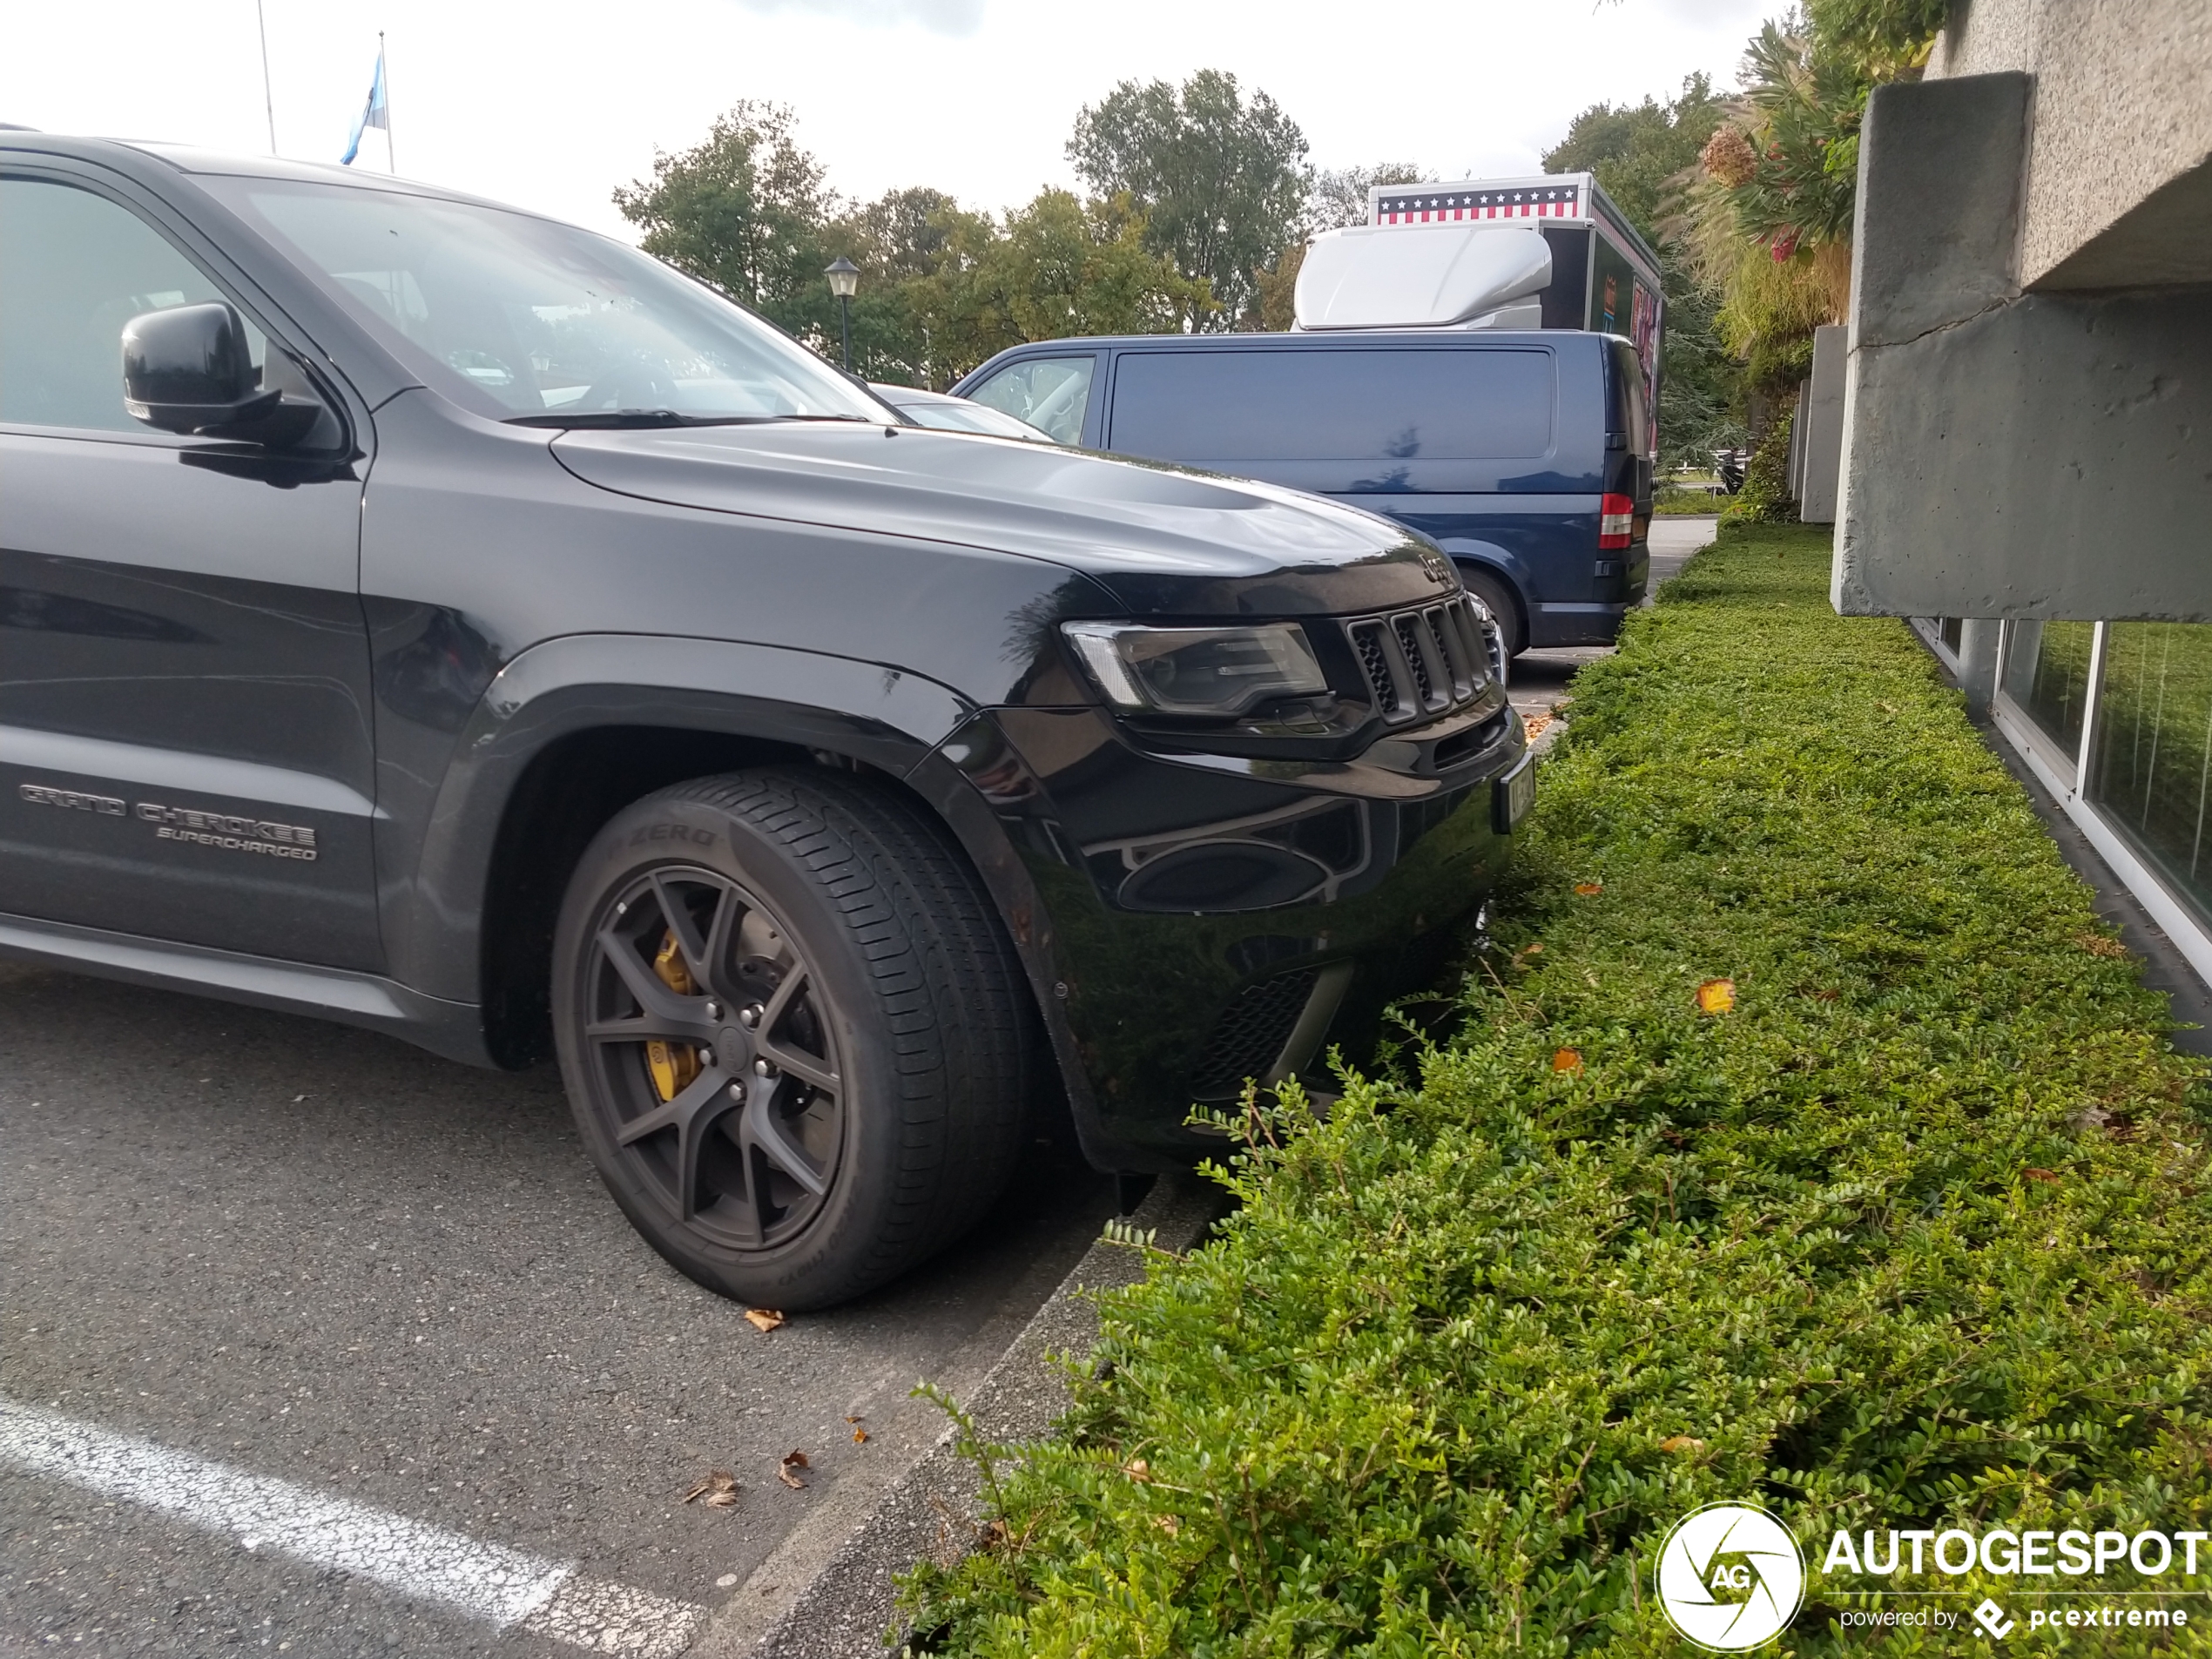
1106, 348, 1553, 466
2000, 618, 2096, 756
199, 177, 886, 427
966, 355, 1094, 446
2089, 623, 2212, 918
0, 179, 265, 434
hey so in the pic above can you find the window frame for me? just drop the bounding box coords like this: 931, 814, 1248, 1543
0, 157, 360, 456
965, 351, 1101, 449
1988, 614, 2212, 989
1099, 342, 1558, 469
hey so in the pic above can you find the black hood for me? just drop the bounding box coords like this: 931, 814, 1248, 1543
549, 421, 1455, 617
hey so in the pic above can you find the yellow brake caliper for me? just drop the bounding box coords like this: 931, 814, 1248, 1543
644, 929, 701, 1101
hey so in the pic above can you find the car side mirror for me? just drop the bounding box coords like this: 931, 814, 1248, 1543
122, 302, 322, 448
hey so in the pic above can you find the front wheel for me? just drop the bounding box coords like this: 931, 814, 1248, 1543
551, 769, 1035, 1311
1457, 565, 1526, 660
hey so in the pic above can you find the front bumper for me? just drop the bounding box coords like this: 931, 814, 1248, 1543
935, 695, 1527, 1170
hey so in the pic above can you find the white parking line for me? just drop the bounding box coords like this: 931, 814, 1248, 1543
0, 1399, 705, 1656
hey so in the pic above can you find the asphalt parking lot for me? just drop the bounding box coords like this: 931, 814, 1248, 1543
0, 961, 1116, 1659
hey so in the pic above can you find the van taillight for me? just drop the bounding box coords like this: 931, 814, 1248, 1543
1599, 493, 1635, 550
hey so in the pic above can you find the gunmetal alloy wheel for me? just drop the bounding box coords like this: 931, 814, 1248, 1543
553, 769, 1035, 1310
582, 867, 844, 1251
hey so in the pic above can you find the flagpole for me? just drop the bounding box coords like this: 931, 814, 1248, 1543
381, 31, 395, 174
256, 1, 277, 153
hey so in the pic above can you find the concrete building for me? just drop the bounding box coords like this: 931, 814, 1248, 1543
1833, 0, 2212, 980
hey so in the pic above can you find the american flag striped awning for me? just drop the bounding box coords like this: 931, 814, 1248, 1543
1373, 183, 1585, 226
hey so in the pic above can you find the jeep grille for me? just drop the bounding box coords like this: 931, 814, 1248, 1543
1346, 597, 1490, 724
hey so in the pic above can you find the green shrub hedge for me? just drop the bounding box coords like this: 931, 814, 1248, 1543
903, 523, 2212, 1656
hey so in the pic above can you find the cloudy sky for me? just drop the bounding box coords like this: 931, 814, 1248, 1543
5, 0, 1771, 239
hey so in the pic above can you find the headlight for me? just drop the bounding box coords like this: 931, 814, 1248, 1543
1062, 622, 1329, 718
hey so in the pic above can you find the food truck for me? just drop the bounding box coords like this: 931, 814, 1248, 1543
1292, 172, 1663, 457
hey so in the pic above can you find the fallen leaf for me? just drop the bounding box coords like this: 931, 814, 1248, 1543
2024, 1168, 2062, 1184
1552, 1049, 1583, 1074
1574, 881, 1603, 896
852, 1427, 869, 1444
777, 1451, 810, 1489
843, 1414, 865, 1424
1153, 1514, 1181, 1536
744, 1308, 786, 1334
2075, 932, 2129, 960
1696, 978, 1737, 1015
1524, 712, 1555, 741
683, 1470, 740, 1509
1522, 942, 1544, 955
1123, 1458, 1152, 1482
1660, 1435, 1707, 1453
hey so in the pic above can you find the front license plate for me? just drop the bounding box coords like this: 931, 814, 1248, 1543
1494, 752, 1536, 834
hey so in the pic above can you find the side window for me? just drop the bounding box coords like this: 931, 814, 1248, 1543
1108, 349, 1553, 466
967, 355, 1095, 447
0, 177, 265, 435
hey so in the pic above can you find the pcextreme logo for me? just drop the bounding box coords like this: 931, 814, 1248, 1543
1656, 1501, 1807, 1651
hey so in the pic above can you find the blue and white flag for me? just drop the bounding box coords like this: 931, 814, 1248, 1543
339, 50, 388, 166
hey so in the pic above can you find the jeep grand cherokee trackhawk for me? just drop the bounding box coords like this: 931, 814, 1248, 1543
0, 135, 1531, 1309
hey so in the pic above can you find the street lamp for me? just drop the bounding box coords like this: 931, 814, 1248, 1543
824, 257, 860, 373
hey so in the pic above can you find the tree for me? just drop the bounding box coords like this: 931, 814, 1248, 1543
1067, 71, 1310, 330
612, 102, 833, 337
1309, 163, 1428, 233
819, 186, 968, 386
1544, 76, 1742, 471
913, 190, 1214, 379
1544, 75, 1726, 232
1248, 163, 1429, 332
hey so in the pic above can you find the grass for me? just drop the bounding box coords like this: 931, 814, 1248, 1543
900, 523, 2212, 1656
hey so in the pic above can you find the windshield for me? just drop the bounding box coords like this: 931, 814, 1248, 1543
203, 177, 888, 427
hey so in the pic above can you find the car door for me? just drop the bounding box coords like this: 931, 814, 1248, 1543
0, 165, 383, 969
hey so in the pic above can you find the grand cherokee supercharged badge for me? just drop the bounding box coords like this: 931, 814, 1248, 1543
136, 801, 318, 860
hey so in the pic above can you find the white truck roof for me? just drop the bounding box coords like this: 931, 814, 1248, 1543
1292, 223, 1552, 332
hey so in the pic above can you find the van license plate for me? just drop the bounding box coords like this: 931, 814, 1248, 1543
1494, 752, 1536, 833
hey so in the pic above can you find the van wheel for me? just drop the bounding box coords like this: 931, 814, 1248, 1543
1457, 566, 1526, 659
551, 769, 1034, 1312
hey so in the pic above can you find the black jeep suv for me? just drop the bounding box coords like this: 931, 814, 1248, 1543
0, 136, 1531, 1308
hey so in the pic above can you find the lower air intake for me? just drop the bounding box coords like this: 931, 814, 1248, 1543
1188, 968, 1319, 1098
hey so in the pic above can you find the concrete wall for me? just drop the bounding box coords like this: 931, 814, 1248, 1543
1795, 326, 1846, 525
1932, 0, 2212, 290
1832, 6, 2212, 622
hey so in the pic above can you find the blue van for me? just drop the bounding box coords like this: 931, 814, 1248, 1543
952, 331, 1652, 656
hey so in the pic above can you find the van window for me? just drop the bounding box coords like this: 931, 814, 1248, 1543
965, 355, 1095, 446
1108, 348, 1552, 465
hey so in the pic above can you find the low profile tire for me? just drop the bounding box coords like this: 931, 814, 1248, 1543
1458, 565, 1527, 660
551, 768, 1035, 1311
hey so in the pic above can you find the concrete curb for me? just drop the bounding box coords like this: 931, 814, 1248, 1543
686, 1173, 1228, 1659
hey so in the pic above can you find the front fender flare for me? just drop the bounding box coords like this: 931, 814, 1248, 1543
391, 633, 975, 1005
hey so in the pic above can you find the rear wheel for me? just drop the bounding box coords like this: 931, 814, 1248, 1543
551, 769, 1034, 1310
1457, 564, 1526, 660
